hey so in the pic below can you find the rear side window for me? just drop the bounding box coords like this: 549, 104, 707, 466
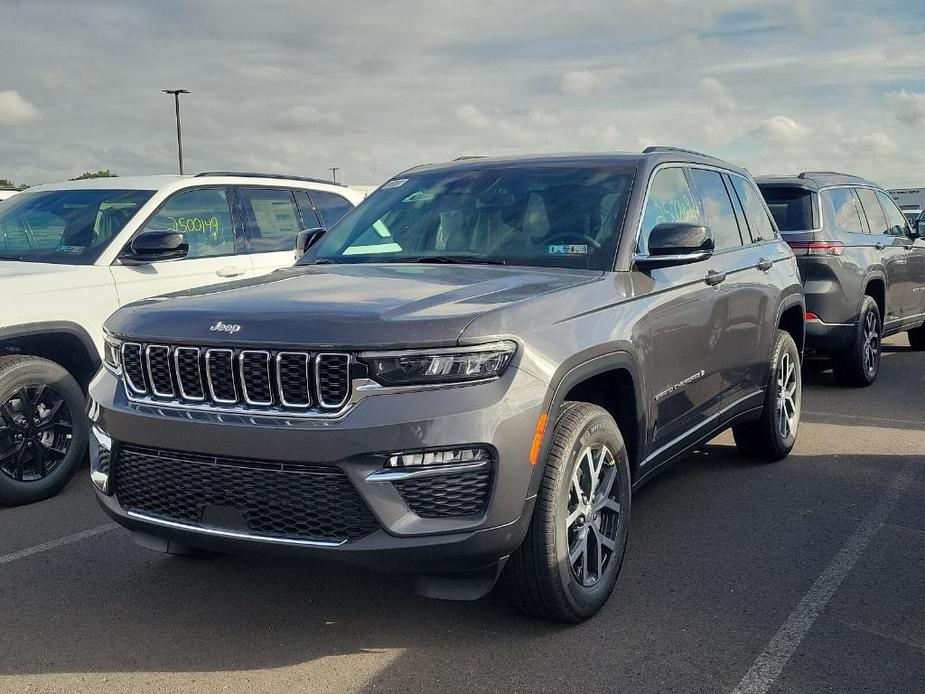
639, 167, 699, 252
310, 190, 354, 228
688, 168, 742, 250
876, 191, 911, 237
759, 185, 816, 231
239, 187, 302, 253
141, 187, 236, 259
856, 188, 889, 235
822, 188, 865, 233
730, 175, 776, 243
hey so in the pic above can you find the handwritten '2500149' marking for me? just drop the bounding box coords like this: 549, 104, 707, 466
167, 216, 220, 234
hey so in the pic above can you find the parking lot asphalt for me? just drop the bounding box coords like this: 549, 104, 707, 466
1, 335, 922, 694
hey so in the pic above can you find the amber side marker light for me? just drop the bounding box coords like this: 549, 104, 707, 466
529, 413, 549, 465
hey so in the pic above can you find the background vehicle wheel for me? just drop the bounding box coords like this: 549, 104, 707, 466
502, 402, 631, 622
907, 324, 925, 351
833, 297, 882, 387
733, 330, 801, 462
0, 355, 87, 506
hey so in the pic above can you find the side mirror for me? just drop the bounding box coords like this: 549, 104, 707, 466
636, 222, 714, 269
294, 227, 326, 261
916, 220, 925, 238
120, 231, 188, 265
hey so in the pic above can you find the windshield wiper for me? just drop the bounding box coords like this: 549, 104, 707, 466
391, 255, 507, 266
302, 258, 349, 265
0, 253, 24, 261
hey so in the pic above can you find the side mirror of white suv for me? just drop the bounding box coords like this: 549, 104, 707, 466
120, 231, 189, 265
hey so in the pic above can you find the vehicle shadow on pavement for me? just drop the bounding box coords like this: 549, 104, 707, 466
2, 442, 921, 694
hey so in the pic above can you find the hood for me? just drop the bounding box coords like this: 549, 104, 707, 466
105, 263, 600, 349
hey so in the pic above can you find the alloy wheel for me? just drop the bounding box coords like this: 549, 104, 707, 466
566, 443, 621, 587
776, 352, 799, 439
862, 311, 880, 376
0, 384, 73, 482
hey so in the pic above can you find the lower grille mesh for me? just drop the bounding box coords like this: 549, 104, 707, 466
394, 468, 493, 518
115, 445, 380, 542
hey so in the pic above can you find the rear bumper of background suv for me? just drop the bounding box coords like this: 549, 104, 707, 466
87, 363, 547, 574
805, 315, 855, 352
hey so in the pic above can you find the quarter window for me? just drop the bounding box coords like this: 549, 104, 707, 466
310, 190, 354, 228
822, 188, 865, 233
856, 188, 889, 235
240, 187, 302, 253
730, 175, 776, 243
689, 169, 742, 250
639, 167, 699, 252
140, 187, 235, 259
876, 190, 911, 237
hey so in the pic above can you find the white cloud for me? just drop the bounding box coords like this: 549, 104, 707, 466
751, 115, 809, 144
271, 105, 343, 130
0, 90, 40, 125
560, 70, 597, 96
455, 104, 491, 129
699, 77, 736, 111
893, 90, 925, 127
842, 132, 897, 156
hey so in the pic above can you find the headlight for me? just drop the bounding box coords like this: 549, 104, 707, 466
361, 340, 516, 386
102, 334, 122, 375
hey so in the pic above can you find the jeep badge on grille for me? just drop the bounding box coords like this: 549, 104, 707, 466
209, 321, 241, 334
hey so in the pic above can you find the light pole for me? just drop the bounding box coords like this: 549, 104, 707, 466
329, 167, 339, 183
162, 89, 190, 174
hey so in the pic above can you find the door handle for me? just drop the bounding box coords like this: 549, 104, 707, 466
875, 242, 885, 251
705, 270, 726, 286
756, 258, 773, 272
216, 267, 245, 278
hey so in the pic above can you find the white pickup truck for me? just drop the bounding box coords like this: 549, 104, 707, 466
0, 172, 363, 505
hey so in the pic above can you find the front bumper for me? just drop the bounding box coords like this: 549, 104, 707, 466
88, 365, 547, 572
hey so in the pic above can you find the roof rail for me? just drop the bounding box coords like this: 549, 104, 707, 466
797, 171, 864, 180
195, 171, 345, 187
453, 155, 488, 161
642, 145, 720, 159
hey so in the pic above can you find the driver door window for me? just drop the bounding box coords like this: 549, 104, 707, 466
639, 168, 699, 253
139, 187, 236, 258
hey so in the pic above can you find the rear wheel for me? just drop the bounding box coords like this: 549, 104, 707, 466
0, 356, 87, 506
502, 402, 631, 622
733, 330, 801, 462
833, 297, 881, 387
908, 323, 925, 350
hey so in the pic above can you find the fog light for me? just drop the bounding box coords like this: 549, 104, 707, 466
90, 426, 112, 494
387, 447, 490, 468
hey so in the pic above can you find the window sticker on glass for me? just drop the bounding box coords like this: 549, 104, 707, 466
547, 244, 590, 255
167, 216, 221, 234
55, 245, 85, 255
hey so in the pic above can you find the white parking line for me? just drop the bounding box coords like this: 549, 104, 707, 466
732, 470, 915, 694
0, 523, 118, 566
803, 411, 925, 427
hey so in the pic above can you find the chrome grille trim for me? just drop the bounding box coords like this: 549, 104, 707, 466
276, 352, 312, 408
239, 350, 273, 406
145, 345, 175, 398
316, 353, 351, 409
205, 348, 238, 404
121, 342, 147, 394
173, 347, 205, 402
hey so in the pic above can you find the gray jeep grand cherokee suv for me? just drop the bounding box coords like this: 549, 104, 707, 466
758, 172, 925, 386
89, 149, 805, 621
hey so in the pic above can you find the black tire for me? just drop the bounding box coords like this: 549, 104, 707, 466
0, 355, 87, 506
502, 402, 631, 622
733, 330, 801, 462
832, 297, 882, 387
908, 324, 925, 351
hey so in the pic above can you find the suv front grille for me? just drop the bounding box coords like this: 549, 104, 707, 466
114, 445, 380, 543
121, 342, 352, 413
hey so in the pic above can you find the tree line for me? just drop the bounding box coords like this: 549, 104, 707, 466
1, 170, 118, 190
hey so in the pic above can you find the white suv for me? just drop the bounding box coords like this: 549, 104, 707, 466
0, 172, 363, 505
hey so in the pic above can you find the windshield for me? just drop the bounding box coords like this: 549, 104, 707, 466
758, 185, 817, 232
0, 189, 154, 264
303, 165, 635, 271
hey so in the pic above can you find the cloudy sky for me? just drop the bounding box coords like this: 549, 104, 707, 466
2, 0, 924, 188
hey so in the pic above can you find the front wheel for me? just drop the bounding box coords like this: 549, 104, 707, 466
0, 356, 87, 506
502, 402, 631, 622
733, 330, 802, 462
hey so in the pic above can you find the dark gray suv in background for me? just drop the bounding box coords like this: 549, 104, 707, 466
758, 172, 925, 386
89, 149, 804, 621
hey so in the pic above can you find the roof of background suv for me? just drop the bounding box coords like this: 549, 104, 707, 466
401, 147, 752, 179
24, 172, 344, 193
756, 171, 881, 191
